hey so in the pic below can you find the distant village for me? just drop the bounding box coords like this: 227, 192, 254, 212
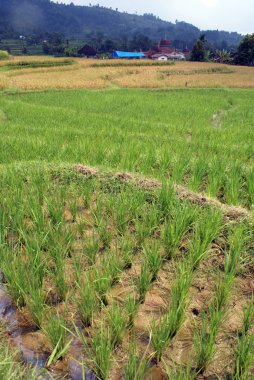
78, 39, 189, 61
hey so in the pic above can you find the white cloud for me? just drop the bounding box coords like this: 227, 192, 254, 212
201, 0, 219, 7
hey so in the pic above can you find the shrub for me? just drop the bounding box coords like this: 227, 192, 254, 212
0, 50, 10, 60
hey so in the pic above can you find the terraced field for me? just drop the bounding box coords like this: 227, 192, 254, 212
0, 57, 253, 379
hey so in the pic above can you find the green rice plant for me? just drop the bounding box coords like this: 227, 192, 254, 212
119, 236, 136, 270
124, 292, 138, 327
46, 194, 64, 226
171, 157, 189, 184
0, 328, 37, 380
62, 225, 75, 257
188, 208, 222, 270
145, 204, 161, 236
163, 362, 195, 380
123, 338, 149, 380
225, 224, 245, 276
157, 182, 175, 218
1, 249, 27, 307
24, 284, 45, 328
44, 309, 70, 361
81, 180, 94, 208
76, 274, 98, 327
233, 333, 254, 380
113, 195, 131, 235
212, 274, 234, 313
224, 163, 242, 205
84, 231, 99, 265
102, 251, 122, 285
134, 217, 150, 246
0, 208, 7, 248
53, 252, 68, 301
136, 261, 152, 304
163, 202, 197, 259
26, 194, 47, 236
194, 307, 222, 373
92, 197, 103, 228
188, 158, 208, 192
207, 160, 224, 198
93, 267, 112, 306
233, 303, 254, 380
75, 324, 113, 380
68, 199, 79, 221
246, 168, 254, 207
144, 241, 162, 281
18, 231, 46, 287
107, 302, 128, 347
151, 263, 192, 362
97, 220, 113, 248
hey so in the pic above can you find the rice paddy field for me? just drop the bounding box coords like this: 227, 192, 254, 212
0, 56, 254, 380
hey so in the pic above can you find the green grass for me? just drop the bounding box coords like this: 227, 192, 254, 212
0, 59, 74, 71
0, 88, 253, 208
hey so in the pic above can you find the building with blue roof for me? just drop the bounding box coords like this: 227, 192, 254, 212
112, 51, 146, 59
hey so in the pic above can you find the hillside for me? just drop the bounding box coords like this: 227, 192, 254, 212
0, 0, 242, 50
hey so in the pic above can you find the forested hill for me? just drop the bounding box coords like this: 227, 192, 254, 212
0, 0, 242, 49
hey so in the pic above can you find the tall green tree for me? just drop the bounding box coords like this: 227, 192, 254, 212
235, 34, 254, 66
190, 34, 209, 61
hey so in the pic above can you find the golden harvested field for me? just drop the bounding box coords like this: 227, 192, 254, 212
0, 56, 254, 90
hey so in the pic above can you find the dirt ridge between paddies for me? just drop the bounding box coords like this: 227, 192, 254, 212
74, 164, 252, 222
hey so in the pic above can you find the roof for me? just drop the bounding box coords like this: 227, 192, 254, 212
112, 51, 145, 58
78, 44, 97, 56
151, 52, 186, 60
151, 53, 169, 58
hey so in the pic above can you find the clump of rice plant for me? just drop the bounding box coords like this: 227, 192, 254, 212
93, 267, 112, 306
157, 181, 175, 218
1, 249, 27, 307
84, 231, 99, 265
136, 261, 152, 304
123, 338, 149, 380
124, 292, 138, 327
44, 310, 70, 362
151, 263, 192, 362
224, 163, 242, 205
144, 241, 162, 281
188, 158, 208, 192
194, 306, 223, 373
75, 324, 113, 380
233, 303, 254, 379
53, 251, 68, 301
194, 223, 245, 373
107, 302, 128, 347
163, 202, 197, 259
164, 362, 195, 380
24, 284, 45, 328
119, 236, 135, 269
76, 274, 98, 327
188, 208, 222, 270
97, 220, 113, 248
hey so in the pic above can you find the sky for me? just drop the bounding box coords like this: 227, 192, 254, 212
57, 0, 253, 34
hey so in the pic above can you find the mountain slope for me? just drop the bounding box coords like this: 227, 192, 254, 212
0, 0, 242, 48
